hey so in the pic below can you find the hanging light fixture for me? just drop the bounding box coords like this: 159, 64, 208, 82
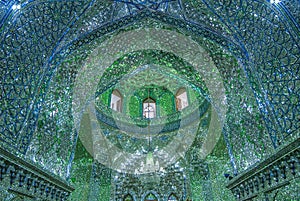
144, 87, 159, 173
136, 85, 160, 174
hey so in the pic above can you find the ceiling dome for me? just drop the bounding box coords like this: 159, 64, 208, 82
76, 38, 220, 174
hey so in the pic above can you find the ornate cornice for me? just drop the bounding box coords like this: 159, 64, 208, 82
95, 99, 210, 134
0, 147, 74, 200
226, 138, 300, 200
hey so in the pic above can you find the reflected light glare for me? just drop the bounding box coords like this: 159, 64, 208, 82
12, 4, 21, 10
270, 0, 281, 3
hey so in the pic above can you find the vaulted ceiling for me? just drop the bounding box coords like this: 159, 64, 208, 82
0, 0, 299, 183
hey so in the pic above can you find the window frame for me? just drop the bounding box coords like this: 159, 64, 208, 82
143, 97, 156, 119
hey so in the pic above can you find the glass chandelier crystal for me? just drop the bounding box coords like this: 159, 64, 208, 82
136, 87, 161, 174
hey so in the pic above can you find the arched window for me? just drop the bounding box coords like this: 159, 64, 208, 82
110, 89, 122, 112
124, 194, 134, 201
144, 193, 158, 201
176, 88, 188, 111
168, 193, 178, 201
143, 98, 156, 118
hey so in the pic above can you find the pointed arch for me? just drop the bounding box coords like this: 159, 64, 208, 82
123, 193, 134, 201
110, 89, 123, 112
167, 193, 178, 201
175, 87, 189, 111
144, 192, 158, 201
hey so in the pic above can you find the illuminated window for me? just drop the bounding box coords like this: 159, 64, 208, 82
176, 88, 188, 111
168, 193, 178, 201
143, 98, 156, 118
110, 89, 122, 112
144, 193, 158, 201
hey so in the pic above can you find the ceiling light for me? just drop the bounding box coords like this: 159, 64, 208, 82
12, 4, 21, 10
270, 0, 281, 4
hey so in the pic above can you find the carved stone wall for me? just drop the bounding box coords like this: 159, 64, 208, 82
226, 138, 300, 201
0, 147, 74, 200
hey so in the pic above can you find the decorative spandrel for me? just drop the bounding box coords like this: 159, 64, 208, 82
201, 0, 300, 147
0, 0, 89, 155
281, 0, 300, 26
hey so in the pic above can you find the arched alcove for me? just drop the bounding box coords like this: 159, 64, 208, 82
144, 192, 158, 201
176, 88, 189, 111
110, 89, 123, 112
167, 193, 178, 201
123, 193, 134, 201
